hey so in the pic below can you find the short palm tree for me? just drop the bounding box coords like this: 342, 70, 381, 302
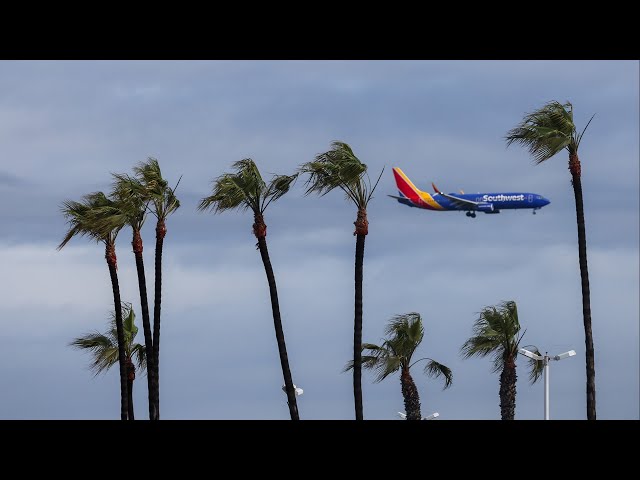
348, 312, 452, 420
198, 159, 300, 420
506, 101, 597, 420
460, 300, 543, 420
133, 158, 180, 421
70, 303, 146, 420
300, 141, 384, 420
58, 192, 129, 420
109, 173, 156, 420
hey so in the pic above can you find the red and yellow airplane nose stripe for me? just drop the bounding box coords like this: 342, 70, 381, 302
392, 167, 444, 210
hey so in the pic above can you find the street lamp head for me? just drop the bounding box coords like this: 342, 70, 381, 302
397, 412, 407, 419
553, 350, 576, 361
518, 348, 543, 361
423, 412, 440, 420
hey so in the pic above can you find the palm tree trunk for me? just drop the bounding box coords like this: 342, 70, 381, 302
354, 233, 365, 420
400, 368, 421, 420
570, 153, 596, 420
105, 243, 129, 421
127, 379, 134, 420
254, 215, 299, 420
132, 229, 157, 421
151, 220, 166, 421
127, 357, 135, 420
499, 359, 517, 420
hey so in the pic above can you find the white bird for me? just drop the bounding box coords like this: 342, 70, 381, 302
282, 384, 304, 396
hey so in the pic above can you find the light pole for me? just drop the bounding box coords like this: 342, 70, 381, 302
518, 348, 576, 420
396, 411, 440, 420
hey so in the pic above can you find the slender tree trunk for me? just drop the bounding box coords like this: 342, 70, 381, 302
400, 368, 422, 420
353, 207, 368, 421
499, 357, 517, 420
569, 153, 596, 420
127, 357, 135, 421
132, 229, 157, 420
152, 219, 166, 421
354, 233, 365, 420
254, 214, 299, 420
105, 243, 128, 421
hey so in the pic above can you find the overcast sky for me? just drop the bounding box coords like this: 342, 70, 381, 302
0, 60, 637, 420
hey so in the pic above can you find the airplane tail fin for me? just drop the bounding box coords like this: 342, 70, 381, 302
392, 167, 426, 204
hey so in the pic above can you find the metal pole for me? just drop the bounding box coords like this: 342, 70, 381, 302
544, 354, 550, 420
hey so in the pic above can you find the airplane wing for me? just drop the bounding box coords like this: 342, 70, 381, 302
438, 192, 480, 209
431, 182, 480, 209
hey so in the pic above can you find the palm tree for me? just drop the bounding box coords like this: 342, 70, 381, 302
198, 159, 300, 420
460, 300, 543, 420
347, 312, 452, 420
70, 303, 146, 420
300, 141, 384, 420
58, 192, 129, 420
506, 101, 597, 420
133, 158, 180, 421
109, 173, 156, 420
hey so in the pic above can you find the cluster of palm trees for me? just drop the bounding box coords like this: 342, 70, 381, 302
59, 159, 180, 420
61, 100, 597, 420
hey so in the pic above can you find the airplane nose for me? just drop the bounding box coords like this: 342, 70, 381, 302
542, 197, 550, 206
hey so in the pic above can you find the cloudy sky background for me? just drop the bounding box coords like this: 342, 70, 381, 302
0, 60, 637, 420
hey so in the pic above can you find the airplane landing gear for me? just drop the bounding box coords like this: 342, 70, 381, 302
532, 209, 537, 215
465, 211, 476, 218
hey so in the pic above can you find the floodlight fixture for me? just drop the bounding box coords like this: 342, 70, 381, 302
554, 350, 576, 361
397, 411, 439, 420
518, 348, 543, 361
519, 347, 577, 420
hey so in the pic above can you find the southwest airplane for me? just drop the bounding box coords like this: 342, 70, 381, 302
390, 167, 550, 218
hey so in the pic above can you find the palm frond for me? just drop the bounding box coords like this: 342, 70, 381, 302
299, 141, 374, 207
505, 100, 583, 163
423, 359, 453, 389
132, 343, 147, 373
576, 113, 596, 148
460, 335, 501, 359
69, 332, 119, 376
461, 300, 521, 372
110, 173, 148, 231
198, 159, 266, 214
345, 341, 402, 383
58, 192, 125, 249
261, 173, 297, 212
521, 345, 545, 384
133, 158, 182, 220
71, 302, 145, 376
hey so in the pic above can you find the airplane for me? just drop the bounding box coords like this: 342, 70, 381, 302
389, 167, 550, 218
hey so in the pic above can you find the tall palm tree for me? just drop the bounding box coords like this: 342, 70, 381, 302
460, 300, 543, 420
70, 303, 146, 420
347, 312, 452, 420
300, 141, 384, 420
198, 159, 300, 420
133, 158, 180, 420
109, 173, 156, 420
58, 192, 129, 420
506, 101, 597, 420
